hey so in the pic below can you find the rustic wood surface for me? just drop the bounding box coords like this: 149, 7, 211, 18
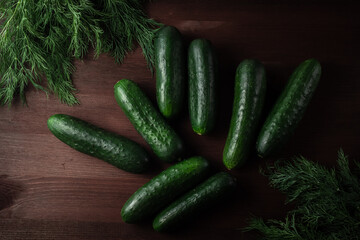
1, 1, 360, 239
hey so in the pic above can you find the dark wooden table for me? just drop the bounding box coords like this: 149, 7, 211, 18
1, 1, 360, 239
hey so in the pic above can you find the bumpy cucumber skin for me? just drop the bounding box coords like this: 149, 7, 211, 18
47, 114, 150, 173
153, 172, 237, 232
256, 59, 321, 157
188, 39, 218, 135
223, 59, 266, 169
121, 157, 210, 223
114, 79, 184, 162
155, 25, 185, 119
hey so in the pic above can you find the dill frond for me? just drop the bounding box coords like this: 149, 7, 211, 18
245, 150, 360, 240
94, 0, 161, 67
0, 0, 160, 106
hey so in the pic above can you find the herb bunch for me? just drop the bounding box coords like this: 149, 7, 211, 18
245, 150, 360, 240
0, 0, 160, 105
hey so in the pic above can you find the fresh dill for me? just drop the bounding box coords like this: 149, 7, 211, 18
245, 150, 360, 240
0, 0, 161, 106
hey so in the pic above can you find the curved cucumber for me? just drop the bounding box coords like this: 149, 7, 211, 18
47, 114, 150, 173
121, 157, 210, 223
153, 172, 237, 232
223, 59, 266, 169
154, 25, 185, 119
114, 79, 184, 162
256, 59, 321, 157
188, 39, 218, 135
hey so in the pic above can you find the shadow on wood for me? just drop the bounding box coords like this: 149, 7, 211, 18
0, 175, 24, 211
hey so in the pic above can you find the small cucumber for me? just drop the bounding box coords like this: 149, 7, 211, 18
153, 172, 237, 232
154, 25, 185, 119
114, 79, 184, 162
256, 59, 321, 157
188, 39, 218, 135
121, 157, 210, 223
223, 59, 266, 169
47, 114, 150, 173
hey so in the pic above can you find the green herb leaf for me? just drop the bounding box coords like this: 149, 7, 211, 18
0, 0, 161, 106
245, 150, 360, 240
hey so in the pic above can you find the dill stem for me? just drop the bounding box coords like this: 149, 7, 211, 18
0, 0, 22, 38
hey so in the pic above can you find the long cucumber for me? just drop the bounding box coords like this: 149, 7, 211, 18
223, 59, 266, 169
154, 25, 185, 119
114, 79, 184, 162
47, 114, 150, 173
188, 39, 218, 135
153, 172, 237, 232
256, 59, 321, 157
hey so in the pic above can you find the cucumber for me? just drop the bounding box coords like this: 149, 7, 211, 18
154, 25, 185, 119
153, 172, 237, 232
188, 39, 218, 135
114, 79, 184, 162
121, 156, 211, 223
256, 59, 321, 157
223, 59, 266, 169
47, 114, 150, 173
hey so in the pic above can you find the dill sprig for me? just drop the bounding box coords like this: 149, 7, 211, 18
245, 150, 360, 240
94, 0, 161, 68
0, 0, 160, 106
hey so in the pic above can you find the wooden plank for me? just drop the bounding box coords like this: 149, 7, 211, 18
1, 0, 360, 239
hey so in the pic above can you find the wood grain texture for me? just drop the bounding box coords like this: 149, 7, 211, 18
1, 0, 360, 239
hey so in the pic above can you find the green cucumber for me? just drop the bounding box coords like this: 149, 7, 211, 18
47, 114, 150, 173
114, 79, 184, 162
153, 172, 237, 232
121, 156, 210, 223
256, 59, 321, 157
154, 25, 185, 119
188, 39, 218, 135
223, 59, 266, 169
